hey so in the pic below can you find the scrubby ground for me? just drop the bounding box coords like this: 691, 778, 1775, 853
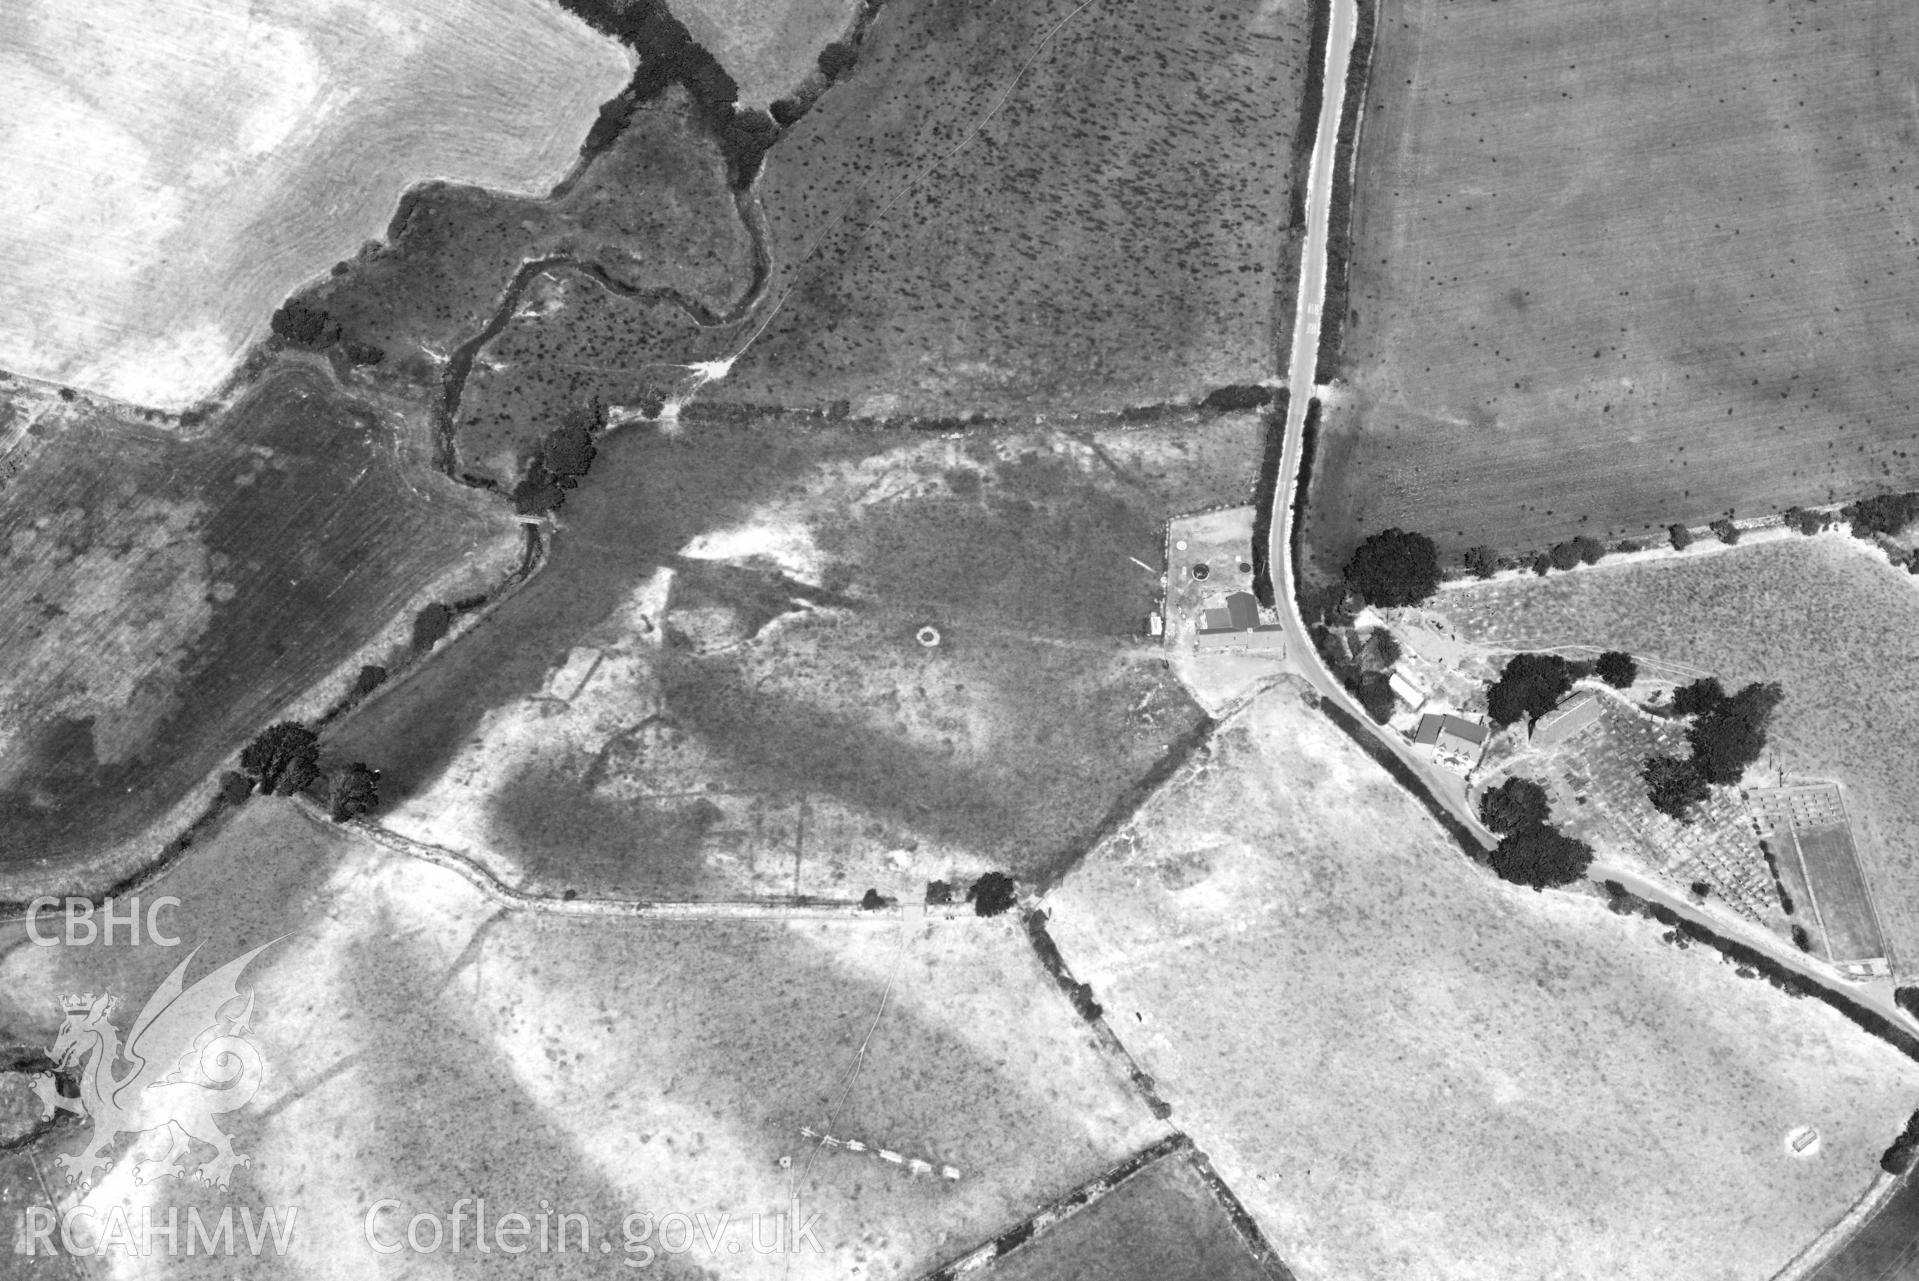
1042, 684, 1919, 1281
293, 88, 755, 402
327, 412, 1261, 901
1308, 0, 1919, 569
1442, 534, 1919, 971
0, 370, 519, 874
0, 798, 1169, 1279
695, 0, 1314, 418
0, 0, 629, 407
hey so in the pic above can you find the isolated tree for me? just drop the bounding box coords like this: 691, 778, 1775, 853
1687, 681, 1784, 784
1530, 552, 1552, 576
1343, 528, 1442, 607
1366, 628, 1402, 669
1479, 777, 1551, 835
239, 722, 320, 796
1574, 535, 1606, 566
268, 299, 338, 348
925, 879, 955, 906
1549, 541, 1582, 572
1671, 677, 1726, 718
1643, 755, 1710, 822
1488, 823, 1593, 890
1354, 672, 1397, 723
968, 872, 1018, 918
1486, 653, 1573, 726
541, 421, 597, 479
1710, 517, 1740, 545
411, 603, 454, 651
327, 763, 381, 823
1464, 546, 1499, 579
859, 888, 892, 910
353, 665, 387, 698
1668, 524, 1693, 551
1595, 651, 1637, 689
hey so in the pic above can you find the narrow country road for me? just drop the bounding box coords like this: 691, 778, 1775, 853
1263, 0, 1919, 1052
1268, 0, 1494, 848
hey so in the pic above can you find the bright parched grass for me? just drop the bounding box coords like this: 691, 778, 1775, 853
0, 0, 630, 406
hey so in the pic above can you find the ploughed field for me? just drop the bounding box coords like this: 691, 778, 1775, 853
1308, 0, 1919, 571
0, 0, 629, 408
1443, 535, 1919, 972
326, 412, 1264, 901
1042, 686, 1919, 1281
0, 371, 519, 876
694, 0, 1315, 418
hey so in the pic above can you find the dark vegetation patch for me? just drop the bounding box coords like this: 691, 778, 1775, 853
274, 90, 754, 408
700, 0, 1315, 418
0, 371, 514, 868
327, 416, 1253, 896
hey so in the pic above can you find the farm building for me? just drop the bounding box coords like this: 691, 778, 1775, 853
1413, 713, 1489, 772
1194, 589, 1284, 654
1530, 691, 1603, 748
1388, 667, 1429, 712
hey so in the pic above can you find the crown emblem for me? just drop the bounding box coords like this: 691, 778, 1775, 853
61, 993, 98, 1015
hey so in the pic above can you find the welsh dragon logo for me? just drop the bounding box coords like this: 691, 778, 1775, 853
33, 941, 276, 1192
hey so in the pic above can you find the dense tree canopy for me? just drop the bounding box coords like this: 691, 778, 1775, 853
1671, 677, 1725, 718
968, 871, 1018, 918
1595, 651, 1637, 688
1488, 823, 1593, 890
1549, 541, 1582, 572
1687, 682, 1784, 784
239, 722, 320, 796
1479, 777, 1550, 835
327, 763, 381, 823
1343, 528, 1442, 607
1843, 491, 1919, 538
1464, 546, 1499, 579
1668, 524, 1693, 550
1643, 755, 1709, 821
1486, 653, 1573, 726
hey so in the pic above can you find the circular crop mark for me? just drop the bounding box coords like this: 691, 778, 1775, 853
916, 626, 942, 647
1238, 561, 1252, 574
1191, 563, 1210, 580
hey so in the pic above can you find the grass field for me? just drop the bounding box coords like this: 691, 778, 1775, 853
1793, 824, 1887, 965
979, 1151, 1273, 1281
1442, 535, 1919, 970
296, 88, 754, 404
1042, 685, 1919, 1281
0, 0, 629, 408
0, 369, 519, 874
330, 412, 1261, 901
0, 798, 1170, 1278
1306, 0, 1919, 569
694, 0, 1314, 418
671, 0, 865, 106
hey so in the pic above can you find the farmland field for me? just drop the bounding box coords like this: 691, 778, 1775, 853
293, 87, 755, 408
0, 369, 520, 880
328, 412, 1262, 901
1306, 0, 1919, 571
0, 0, 630, 407
695, 0, 1315, 418
1042, 685, 1919, 1281
978, 1150, 1273, 1281
0, 798, 1171, 1279
1443, 536, 1919, 970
